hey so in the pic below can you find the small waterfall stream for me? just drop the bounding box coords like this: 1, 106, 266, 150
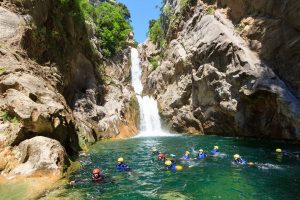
130, 48, 170, 137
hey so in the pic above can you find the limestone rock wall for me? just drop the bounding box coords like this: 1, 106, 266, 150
0, 0, 138, 177
140, 0, 300, 140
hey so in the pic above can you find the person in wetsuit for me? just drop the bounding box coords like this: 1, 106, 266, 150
180, 151, 191, 160
116, 157, 131, 172
165, 160, 176, 170
92, 168, 105, 182
152, 147, 159, 155
233, 154, 247, 165
275, 148, 288, 156
158, 153, 166, 161
196, 149, 207, 159
211, 146, 220, 156
164, 159, 183, 171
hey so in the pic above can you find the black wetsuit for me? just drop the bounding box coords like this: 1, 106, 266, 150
92, 174, 105, 182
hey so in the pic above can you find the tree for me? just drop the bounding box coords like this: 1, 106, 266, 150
117, 2, 131, 20
94, 2, 132, 57
148, 18, 165, 48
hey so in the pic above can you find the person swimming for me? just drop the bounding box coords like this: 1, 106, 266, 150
165, 160, 176, 170
69, 168, 105, 185
152, 147, 159, 155
275, 148, 288, 156
158, 153, 166, 161
116, 157, 131, 172
180, 151, 191, 160
233, 154, 247, 165
211, 146, 220, 156
196, 149, 207, 159
92, 168, 105, 182
165, 159, 183, 171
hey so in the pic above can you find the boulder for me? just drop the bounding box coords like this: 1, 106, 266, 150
0, 7, 23, 39
10, 136, 66, 176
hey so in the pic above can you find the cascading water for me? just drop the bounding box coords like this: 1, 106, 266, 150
130, 48, 170, 137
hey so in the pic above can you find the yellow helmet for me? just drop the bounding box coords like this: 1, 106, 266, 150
152, 147, 157, 152
117, 157, 124, 162
276, 148, 282, 153
165, 160, 172, 166
185, 151, 190, 155
199, 149, 204, 152
234, 154, 240, 159
214, 146, 219, 150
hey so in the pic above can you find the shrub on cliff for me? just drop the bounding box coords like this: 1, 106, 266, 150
148, 18, 166, 49
58, 0, 132, 58
149, 55, 162, 70
94, 2, 132, 57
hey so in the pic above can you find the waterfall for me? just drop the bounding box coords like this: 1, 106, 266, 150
130, 48, 170, 137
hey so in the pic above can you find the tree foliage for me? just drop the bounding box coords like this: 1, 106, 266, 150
94, 2, 132, 57
58, 0, 132, 58
148, 18, 166, 49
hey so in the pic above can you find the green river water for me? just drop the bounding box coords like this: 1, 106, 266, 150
43, 135, 300, 200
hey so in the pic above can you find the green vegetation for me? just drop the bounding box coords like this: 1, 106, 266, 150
149, 55, 162, 70
148, 0, 195, 50
235, 22, 245, 32
205, 6, 215, 15
133, 41, 139, 48
0, 111, 19, 123
102, 75, 114, 85
129, 95, 140, 125
180, 0, 189, 11
26, 0, 94, 63
31, 0, 132, 61
163, 4, 172, 17
67, 0, 132, 57
148, 18, 166, 49
93, 2, 132, 57
0, 66, 6, 75
129, 96, 139, 112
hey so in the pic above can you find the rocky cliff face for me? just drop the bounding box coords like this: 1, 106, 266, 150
140, 0, 300, 139
0, 0, 138, 177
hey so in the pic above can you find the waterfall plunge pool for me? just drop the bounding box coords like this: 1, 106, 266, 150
42, 135, 300, 200
36, 48, 300, 199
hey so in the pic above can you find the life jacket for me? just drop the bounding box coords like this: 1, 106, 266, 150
116, 162, 130, 171
166, 162, 176, 170
181, 155, 190, 160
234, 158, 246, 165
280, 151, 288, 156
211, 149, 219, 155
197, 153, 207, 159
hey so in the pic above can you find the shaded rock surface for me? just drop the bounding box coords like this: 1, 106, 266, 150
0, 1, 138, 177
140, 0, 300, 139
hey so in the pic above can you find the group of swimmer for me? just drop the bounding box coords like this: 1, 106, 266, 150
90, 146, 288, 181
152, 146, 254, 170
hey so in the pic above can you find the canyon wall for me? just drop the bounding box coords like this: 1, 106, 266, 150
0, 0, 138, 177
140, 0, 300, 139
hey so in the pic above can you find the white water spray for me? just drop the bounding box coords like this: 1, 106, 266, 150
130, 48, 170, 137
